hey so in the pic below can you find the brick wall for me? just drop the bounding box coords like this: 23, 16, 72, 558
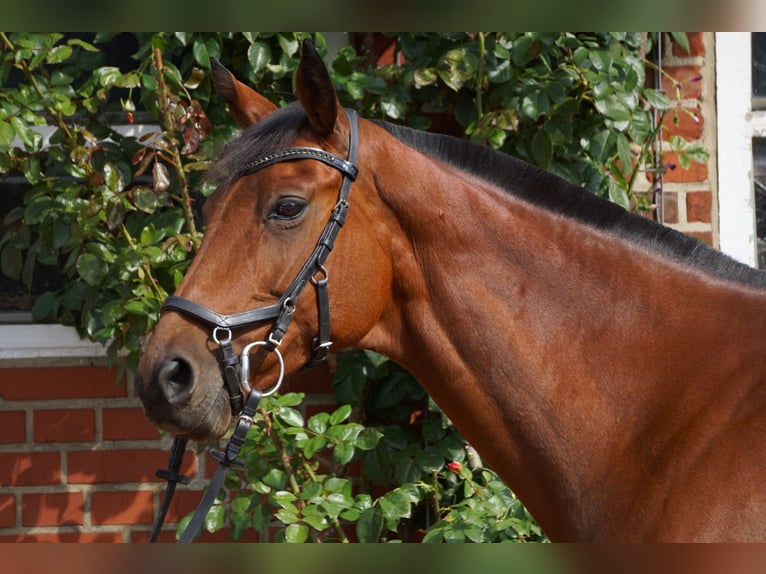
652, 32, 719, 245
0, 362, 337, 542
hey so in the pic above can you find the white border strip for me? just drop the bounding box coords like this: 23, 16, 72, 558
716, 32, 758, 267
0, 324, 107, 366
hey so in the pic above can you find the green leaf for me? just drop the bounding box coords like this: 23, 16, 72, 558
284, 523, 309, 543
413, 67, 438, 87
193, 37, 210, 68
307, 411, 329, 434
301, 506, 330, 531
643, 88, 671, 111
276, 407, 304, 428
589, 49, 613, 72
250, 503, 271, 533
419, 447, 445, 473
272, 490, 298, 508
356, 507, 383, 543
230, 512, 250, 541
275, 506, 300, 524
46, 45, 72, 64
275, 392, 304, 407
1, 243, 22, 280
333, 441, 355, 465
262, 468, 287, 490
379, 490, 411, 521
205, 505, 226, 533
248, 42, 272, 76
277, 34, 300, 57
355, 427, 383, 451
76, 253, 109, 286
531, 130, 553, 168
303, 435, 327, 458
0, 120, 15, 147
132, 187, 158, 214
10, 117, 41, 151
607, 178, 630, 210
67, 37, 99, 52
669, 32, 690, 54
96, 66, 121, 88
329, 404, 352, 426
31, 291, 59, 322
615, 132, 633, 176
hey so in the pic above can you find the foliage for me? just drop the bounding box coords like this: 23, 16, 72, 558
0, 32, 703, 542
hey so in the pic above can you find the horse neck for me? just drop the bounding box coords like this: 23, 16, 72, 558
359, 135, 766, 541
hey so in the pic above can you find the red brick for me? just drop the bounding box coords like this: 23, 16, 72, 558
90, 490, 154, 525
0, 493, 15, 527
662, 106, 704, 141
0, 532, 122, 542
34, 409, 95, 443
0, 452, 61, 486
102, 408, 159, 441
22, 492, 84, 526
0, 411, 26, 443
686, 191, 713, 223
0, 367, 126, 401
68, 449, 196, 484
661, 65, 702, 100
162, 489, 206, 524
662, 151, 708, 183
671, 32, 705, 57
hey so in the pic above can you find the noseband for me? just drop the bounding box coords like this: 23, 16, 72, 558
150, 109, 358, 543
162, 108, 359, 413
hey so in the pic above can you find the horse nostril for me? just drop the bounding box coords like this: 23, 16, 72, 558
156, 357, 195, 403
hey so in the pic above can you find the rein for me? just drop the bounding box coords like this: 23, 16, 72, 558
149, 108, 359, 542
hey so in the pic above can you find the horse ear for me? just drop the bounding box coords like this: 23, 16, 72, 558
295, 40, 339, 137
211, 58, 277, 128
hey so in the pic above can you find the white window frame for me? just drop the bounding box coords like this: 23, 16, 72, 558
716, 32, 765, 267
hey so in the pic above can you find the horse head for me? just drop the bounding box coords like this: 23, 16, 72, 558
134, 41, 394, 440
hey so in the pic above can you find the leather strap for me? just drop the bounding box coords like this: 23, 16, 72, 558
177, 389, 262, 543
162, 295, 284, 329
149, 437, 190, 542
240, 146, 358, 181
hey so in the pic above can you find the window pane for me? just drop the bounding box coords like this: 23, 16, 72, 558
753, 33, 766, 108
754, 138, 766, 268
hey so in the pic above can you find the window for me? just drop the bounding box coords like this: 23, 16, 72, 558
716, 32, 766, 268
0, 33, 150, 364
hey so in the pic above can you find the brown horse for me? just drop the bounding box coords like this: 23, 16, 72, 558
135, 41, 766, 542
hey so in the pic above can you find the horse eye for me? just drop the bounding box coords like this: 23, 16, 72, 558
270, 197, 306, 220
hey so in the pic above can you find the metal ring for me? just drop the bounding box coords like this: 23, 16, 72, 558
310, 265, 328, 286
239, 340, 285, 397
212, 327, 232, 345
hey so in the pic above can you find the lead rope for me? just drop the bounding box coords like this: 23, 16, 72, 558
149, 436, 190, 542
177, 388, 263, 543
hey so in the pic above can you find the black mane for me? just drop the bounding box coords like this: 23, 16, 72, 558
208, 102, 309, 186
209, 102, 766, 289
375, 120, 766, 289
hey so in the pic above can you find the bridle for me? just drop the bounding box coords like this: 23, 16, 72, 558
149, 108, 359, 542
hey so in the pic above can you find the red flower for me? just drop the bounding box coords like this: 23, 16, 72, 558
447, 461, 462, 472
